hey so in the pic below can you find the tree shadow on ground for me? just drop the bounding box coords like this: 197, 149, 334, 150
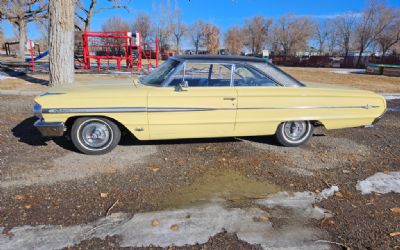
0, 64, 48, 85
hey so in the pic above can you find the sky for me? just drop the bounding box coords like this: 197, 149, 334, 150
2, 0, 400, 44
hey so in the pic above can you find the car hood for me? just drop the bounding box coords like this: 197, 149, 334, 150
45, 81, 152, 96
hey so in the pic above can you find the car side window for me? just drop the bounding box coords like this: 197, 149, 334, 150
233, 64, 278, 87
170, 63, 232, 87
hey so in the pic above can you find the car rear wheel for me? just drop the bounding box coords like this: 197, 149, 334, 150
275, 121, 314, 147
71, 117, 121, 155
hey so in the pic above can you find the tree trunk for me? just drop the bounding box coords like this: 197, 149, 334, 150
195, 41, 199, 54
84, 0, 97, 31
17, 20, 27, 62
356, 48, 364, 68
380, 46, 388, 63
49, 0, 75, 86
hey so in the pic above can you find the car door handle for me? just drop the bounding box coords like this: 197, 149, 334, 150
223, 97, 236, 101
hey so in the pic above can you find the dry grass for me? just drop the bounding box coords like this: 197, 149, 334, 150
0, 73, 133, 92
281, 67, 400, 93
1, 64, 399, 93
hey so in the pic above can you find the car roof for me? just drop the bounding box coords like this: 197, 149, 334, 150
171, 55, 266, 63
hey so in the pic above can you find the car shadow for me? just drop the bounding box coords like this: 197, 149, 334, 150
12, 117, 76, 151
119, 133, 281, 147
12, 117, 293, 153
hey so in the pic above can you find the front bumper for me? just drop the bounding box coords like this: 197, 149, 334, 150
34, 119, 66, 137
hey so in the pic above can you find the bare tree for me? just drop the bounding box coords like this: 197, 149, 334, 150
272, 14, 315, 56
314, 21, 329, 55
75, 0, 131, 31
36, 18, 49, 49
224, 26, 244, 55
325, 19, 339, 56
378, 16, 400, 53
354, 0, 396, 66
102, 16, 129, 31
0, 21, 3, 45
49, 0, 74, 86
393, 42, 400, 55
202, 23, 220, 54
171, 7, 186, 53
130, 13, 152, 42
243, 16, 272, 55
334, 12, 357, 56
0, 0, 47, 61
153, 0, 173, 51
375, 11, 400, 59
188, 20, 206, 54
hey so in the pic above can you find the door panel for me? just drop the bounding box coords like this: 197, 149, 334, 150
235, 87, 386, 136
148, 87, 237, 139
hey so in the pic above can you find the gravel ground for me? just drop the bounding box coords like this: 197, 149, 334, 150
0, 95, 399, 249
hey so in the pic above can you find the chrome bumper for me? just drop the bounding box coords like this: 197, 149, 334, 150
34, 119, 65, 137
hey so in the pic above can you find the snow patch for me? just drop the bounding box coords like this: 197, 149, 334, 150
331, 69, 365, 75
257, 186, 339, 219
0, 72, 14, 80
0, 188, 339, 250
356, 172, 400, 194
384, 95, 400, 100
388, 108, 400, 112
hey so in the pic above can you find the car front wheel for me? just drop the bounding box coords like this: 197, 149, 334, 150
71, 117, 121, 155
275, 121, 314, 147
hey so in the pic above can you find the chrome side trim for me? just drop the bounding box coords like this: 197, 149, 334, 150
42, 105, 381, 114
149, 107, 219, 112
43, 107, 147, 113
238, 105, 381, 110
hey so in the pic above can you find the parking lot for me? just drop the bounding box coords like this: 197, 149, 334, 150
0, 69, 399, 249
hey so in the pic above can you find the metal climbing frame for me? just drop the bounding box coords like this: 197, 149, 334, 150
82, 31, 133, 72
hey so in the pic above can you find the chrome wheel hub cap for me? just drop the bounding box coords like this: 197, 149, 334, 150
283, 121, 307, 141
81, 122, 111, 148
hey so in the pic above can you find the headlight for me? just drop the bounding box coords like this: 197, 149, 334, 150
33, 102, 42, 118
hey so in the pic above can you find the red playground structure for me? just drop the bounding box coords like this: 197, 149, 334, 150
82, 31, 159, 72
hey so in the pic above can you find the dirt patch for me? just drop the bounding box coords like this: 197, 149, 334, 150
1, 145, 157, 188
71, 232, 262, 250
241, 136, 371, 176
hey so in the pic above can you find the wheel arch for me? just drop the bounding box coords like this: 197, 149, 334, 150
276, 119, 325, 131
65, 116, 137, 139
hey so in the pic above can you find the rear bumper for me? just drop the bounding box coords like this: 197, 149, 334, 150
34, 119, 65, 137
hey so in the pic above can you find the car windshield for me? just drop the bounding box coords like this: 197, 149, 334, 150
142, 59, 180, 86
249, 62, 304, 87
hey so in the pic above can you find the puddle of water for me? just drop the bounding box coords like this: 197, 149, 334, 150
158, 169, 280, 209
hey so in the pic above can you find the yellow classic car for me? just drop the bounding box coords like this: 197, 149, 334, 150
33, 55, 386, 155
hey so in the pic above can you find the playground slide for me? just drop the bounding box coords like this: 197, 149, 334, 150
25, 50, 49, 63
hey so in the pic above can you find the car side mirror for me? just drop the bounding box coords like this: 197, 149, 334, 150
175, 80, 188, 92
